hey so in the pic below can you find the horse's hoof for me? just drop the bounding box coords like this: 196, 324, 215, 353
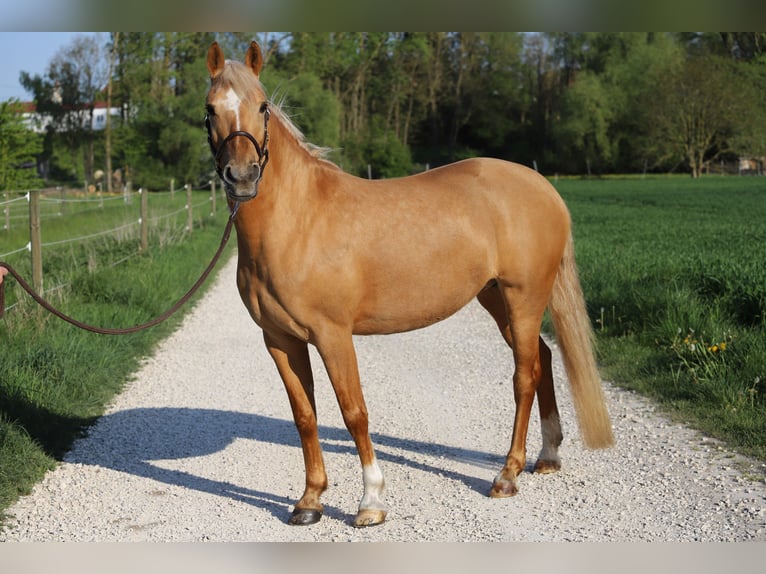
489, 478, 518, 498
534, 458, 561, 474
288, 508, 322, 525
353, 508, 386, 528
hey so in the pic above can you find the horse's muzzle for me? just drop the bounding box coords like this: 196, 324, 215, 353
222, 163, 261, 201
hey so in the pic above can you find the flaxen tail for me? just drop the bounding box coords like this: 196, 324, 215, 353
548, 234, 614, 449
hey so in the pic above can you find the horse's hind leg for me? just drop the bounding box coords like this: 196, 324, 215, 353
476, 287, 562, 493
533, 340, 563, 473
263, 331, 328, 525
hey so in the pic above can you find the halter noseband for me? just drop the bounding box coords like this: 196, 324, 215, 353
206, 102, 271, 201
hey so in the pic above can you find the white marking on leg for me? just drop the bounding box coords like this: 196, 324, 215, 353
222, 88, 242, 131
359, 458, 386, 511
538, 413, 562, 464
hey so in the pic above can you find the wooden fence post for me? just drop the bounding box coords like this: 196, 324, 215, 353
140, 187, 148, 252
186, 184, 193, 232
210, 180, 216, 216
29, 189, 43, 293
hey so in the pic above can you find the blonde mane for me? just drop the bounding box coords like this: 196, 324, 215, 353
222, 60, 337, 165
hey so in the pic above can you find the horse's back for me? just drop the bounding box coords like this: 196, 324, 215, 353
408, 157, 571, 260
400, 157, 569, 225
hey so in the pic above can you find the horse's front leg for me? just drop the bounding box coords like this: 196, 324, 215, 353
263, 330, 327, 525
315, 328, 387, 527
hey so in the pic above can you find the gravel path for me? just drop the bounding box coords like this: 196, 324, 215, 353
2, 254, 764, 542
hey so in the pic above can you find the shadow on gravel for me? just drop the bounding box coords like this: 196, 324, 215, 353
67, 407, 504, 524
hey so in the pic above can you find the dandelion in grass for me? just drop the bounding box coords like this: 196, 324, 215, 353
670, 328, 734, 385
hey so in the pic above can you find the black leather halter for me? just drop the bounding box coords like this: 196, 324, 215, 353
206, 102, 270, 201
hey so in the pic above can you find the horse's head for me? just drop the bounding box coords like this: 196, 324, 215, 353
206, 41, 270, 202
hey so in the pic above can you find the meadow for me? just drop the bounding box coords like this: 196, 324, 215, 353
554, 176, 765, 462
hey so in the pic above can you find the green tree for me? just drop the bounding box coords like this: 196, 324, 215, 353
111, 32, 215, 188
20, 34, 108, 185
0, 100, 43, 191
644, 54, 760, 177
157, 33, 216, 187
261, 69, 341, 151
278, 32, 414, 174
375, 32, 430, 147
552, 33, 686, 174
455, 33, 528, 160
719, 32, 766, 61
604, 33, 685, 172
360, 119, 413, 178
553, 71, 615, 173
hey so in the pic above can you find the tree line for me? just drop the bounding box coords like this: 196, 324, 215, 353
5, 32, 766, 191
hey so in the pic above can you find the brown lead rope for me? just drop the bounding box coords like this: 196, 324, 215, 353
0, 213, 235, 334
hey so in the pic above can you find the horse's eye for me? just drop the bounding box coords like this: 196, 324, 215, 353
206, 104, 215, 117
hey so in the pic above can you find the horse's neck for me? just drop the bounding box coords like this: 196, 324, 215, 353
271, 118, 324, 196
233, 121, 325, 255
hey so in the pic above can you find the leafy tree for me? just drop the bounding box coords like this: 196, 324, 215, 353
521, 33, 563, 170
14, 32, 766, 185
643, 54, 760, 177
718, 32, 766, 61
20, 34, 108, 185
454, 33, 528, 160
358, 119, 413, 178
728, 58, 766, 159
373, 32, 430, 147
552, 33, 686, 173
603, 33, 685, 172
111, 32, 215, 188
553, 71, 615, 173
0, 100, 43, 191
261, 69, 341, 151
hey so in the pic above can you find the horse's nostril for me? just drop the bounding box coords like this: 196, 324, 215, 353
223, 163, 260, 186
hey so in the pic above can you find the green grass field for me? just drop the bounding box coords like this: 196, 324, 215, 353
553, 175, 765, 461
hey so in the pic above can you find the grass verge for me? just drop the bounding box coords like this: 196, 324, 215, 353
0, 202, 233, 520
554, 175, 765, 462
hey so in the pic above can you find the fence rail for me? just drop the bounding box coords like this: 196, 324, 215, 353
1, 181, 223, 298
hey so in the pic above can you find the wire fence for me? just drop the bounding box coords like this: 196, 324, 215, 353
0, 190, 142, 259
1, 181, 224, 312
40, 220, 141, 248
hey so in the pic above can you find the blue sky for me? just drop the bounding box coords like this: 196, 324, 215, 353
0, 32, 90, 101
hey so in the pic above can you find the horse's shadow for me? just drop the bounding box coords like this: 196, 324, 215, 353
67, 407, 507, 525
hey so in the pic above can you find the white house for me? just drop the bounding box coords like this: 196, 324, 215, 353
19, 101, 121, 134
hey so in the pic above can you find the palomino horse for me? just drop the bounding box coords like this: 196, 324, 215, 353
205, 41, 614, 527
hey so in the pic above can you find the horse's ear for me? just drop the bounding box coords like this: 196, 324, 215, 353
207, 42, 225, 79
244, 41, 263, 77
